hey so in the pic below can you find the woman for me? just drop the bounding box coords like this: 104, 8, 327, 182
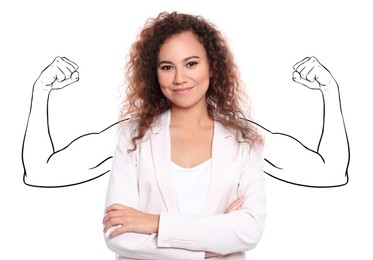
103, 12, 266, 259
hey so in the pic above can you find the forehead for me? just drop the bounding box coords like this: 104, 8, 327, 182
158, 31, 207, 60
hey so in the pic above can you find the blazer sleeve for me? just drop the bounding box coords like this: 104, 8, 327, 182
157, 146, 266, 256
104, 125, 205, 260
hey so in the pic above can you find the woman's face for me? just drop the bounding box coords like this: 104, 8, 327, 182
157, 31, 210, 110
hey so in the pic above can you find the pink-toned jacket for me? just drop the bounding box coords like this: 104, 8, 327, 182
104, 111, 266, 259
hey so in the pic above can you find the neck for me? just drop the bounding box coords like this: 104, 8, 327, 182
170, 103, 212, 129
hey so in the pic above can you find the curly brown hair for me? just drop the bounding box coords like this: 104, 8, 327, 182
121, 11, 263, 150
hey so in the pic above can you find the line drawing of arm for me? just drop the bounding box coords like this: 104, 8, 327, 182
22, 56, 349, 189
247, 57, 350, 188
21, 56, 124, 188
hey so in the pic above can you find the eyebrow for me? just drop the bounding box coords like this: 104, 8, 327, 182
158, 56, 201, 66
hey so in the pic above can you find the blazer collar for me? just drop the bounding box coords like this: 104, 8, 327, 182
150, 110, 235, 214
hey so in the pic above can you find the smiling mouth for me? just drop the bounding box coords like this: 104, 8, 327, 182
173, 86, 194, 95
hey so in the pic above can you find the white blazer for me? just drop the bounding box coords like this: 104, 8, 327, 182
104, 111, 266, 260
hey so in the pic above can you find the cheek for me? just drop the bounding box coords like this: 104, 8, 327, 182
196, 70, 210, 88
157, 71, 172, 88
195, 64, 210, 81
157, 73, 171, 98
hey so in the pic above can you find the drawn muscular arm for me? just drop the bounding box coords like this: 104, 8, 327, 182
23, 57, 349, 188
259, 57, 350, 187
22, 57, 120, 187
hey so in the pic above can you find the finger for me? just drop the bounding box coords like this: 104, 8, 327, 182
231, 201, 244, 212
235, 197, 245, 208
53, 65, 68, 83
108, 226, 127, 238
300, 65, 317, 82
61, 61, 76, 75
225, 196, 244, 213
55, 64, 72, 82
295, 60, 310, 80
293, 57, 310, 71
292, 71, 301, 82
102, 209, 124, 225
50, 71, 79, 90
102, 212, 112, 225
54, 56, 78, 73
106, 204, 122, 213
61, 56, 79, 71
292, 71, 316, 89
293, 56, 313, 75
300, 57, 320, 80
52, 57, 73, 78
104, 217, 123, 233
292, 71, 307, 84
106, 203, 127, 213
63, 71, 79, 86
305, 66, 317, 82
71, 71, 79, 82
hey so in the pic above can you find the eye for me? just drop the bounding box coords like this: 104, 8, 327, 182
160, 65, 173, 70
186, 61, 199, 67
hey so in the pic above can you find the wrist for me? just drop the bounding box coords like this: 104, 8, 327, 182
151, 214, 160, 233
34, 80, 53, 93
321, 81, 339, 94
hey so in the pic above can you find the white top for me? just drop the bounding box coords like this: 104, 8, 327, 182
170, 159, 212, 214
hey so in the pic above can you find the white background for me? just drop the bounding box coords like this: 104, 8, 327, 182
1, 0, 372, 259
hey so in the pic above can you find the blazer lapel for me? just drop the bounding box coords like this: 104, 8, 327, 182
150, 111, 179, 212
150, 111, 234, 214
203, 121, 234, 215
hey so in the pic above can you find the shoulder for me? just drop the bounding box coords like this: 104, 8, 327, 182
116, 118, 142, 153
216, 121, 264, 158
118, 111, 169, 140
149, 110, 170, 134
119, 118, 138, 138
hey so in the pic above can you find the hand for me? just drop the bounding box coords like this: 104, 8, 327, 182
292, 56, 337, 92
36, 56, 79, 91
204, 197, 245, 258
224, 196, 244, 214
103, 204, 160, 238
205, 251, 219, 258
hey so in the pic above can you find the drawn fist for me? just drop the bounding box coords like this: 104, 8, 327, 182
292, 57, 337, 91
36, 56, 79, 91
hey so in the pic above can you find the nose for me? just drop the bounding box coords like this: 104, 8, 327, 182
173, 68, 187, 85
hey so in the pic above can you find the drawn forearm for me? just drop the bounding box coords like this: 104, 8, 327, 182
317, 85, 349, 182
22, 83, 55, 178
